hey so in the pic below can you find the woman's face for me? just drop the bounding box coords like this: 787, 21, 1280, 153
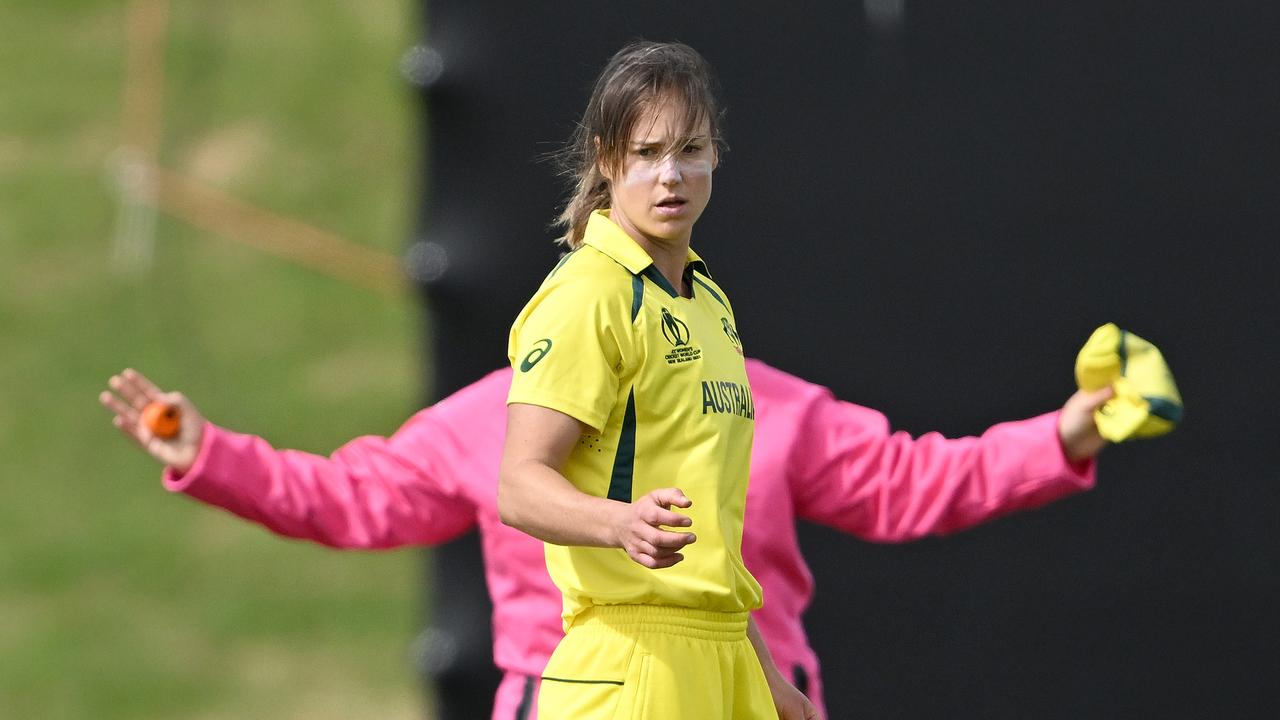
604, 99, 716, 248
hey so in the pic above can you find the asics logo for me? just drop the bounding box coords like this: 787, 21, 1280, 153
520, 338, 553, 372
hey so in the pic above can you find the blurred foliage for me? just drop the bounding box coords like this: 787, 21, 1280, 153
0, 1, 429, 718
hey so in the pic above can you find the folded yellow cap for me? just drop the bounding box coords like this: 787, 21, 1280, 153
1075, 323, 1183, 442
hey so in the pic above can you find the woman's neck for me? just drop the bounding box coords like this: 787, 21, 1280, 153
637, 235, 691, 298
609, 212, 693, 298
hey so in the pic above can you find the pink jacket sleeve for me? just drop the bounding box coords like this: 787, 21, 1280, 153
787, 386, 1096, 542
162, 413, 477, 549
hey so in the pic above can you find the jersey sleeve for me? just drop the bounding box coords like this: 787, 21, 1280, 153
507, 273, 634, 432
786, 385, 1097, 541
161, 402, 490, 549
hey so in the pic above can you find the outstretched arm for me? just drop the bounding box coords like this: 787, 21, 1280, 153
99, 368, 477, 549
786, 379, 1112, 542
499, 402, 696, 569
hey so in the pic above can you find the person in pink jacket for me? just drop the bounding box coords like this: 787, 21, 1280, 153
100, 359, 1110, 719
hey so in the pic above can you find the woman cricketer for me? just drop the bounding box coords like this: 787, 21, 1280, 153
499, 41, 818, 719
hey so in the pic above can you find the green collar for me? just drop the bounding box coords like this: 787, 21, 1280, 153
582, 210, 711, 298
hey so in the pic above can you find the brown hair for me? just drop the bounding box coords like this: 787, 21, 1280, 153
553, 41, 725, 248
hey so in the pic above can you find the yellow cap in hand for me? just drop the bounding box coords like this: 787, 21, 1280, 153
1075, 323, 1183, 442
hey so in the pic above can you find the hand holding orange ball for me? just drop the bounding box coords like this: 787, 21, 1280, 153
99, 368, 205, 474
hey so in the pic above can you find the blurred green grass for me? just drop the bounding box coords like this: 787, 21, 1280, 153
1, 2, 429, 718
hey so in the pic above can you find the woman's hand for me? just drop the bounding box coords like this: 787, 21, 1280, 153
1057, 385, 1114, 462
748, 616, 822, 719
611, 488, 696, 569
99, 368, 205, 474
766, 672, 822, 720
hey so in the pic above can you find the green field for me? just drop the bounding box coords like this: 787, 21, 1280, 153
1, 2, 431, 717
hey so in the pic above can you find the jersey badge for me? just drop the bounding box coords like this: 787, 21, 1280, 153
661, 308, 702, 365
721, 317, 743, 355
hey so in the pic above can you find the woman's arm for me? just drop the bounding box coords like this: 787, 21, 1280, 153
499, 402, 696, 569
748, 616, 821, 719
100, 368, 478, 549
783, 377, 1113, 542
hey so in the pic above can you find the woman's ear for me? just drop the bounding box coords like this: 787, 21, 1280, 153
594, 136, 613, 182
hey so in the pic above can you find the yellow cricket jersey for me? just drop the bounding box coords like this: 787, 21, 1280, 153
507, 210, 763, 627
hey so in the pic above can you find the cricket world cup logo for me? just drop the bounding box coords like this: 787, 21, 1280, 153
661, 308, 691, 347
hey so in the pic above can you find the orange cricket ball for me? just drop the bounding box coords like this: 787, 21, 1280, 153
141, 401, 182, 439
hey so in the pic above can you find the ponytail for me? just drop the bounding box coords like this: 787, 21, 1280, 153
553, 144, 610, 248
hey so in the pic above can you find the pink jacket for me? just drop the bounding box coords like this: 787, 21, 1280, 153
164, 359, 1094, 717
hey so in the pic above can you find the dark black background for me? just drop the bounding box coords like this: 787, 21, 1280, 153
415, 2, 1279, 717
